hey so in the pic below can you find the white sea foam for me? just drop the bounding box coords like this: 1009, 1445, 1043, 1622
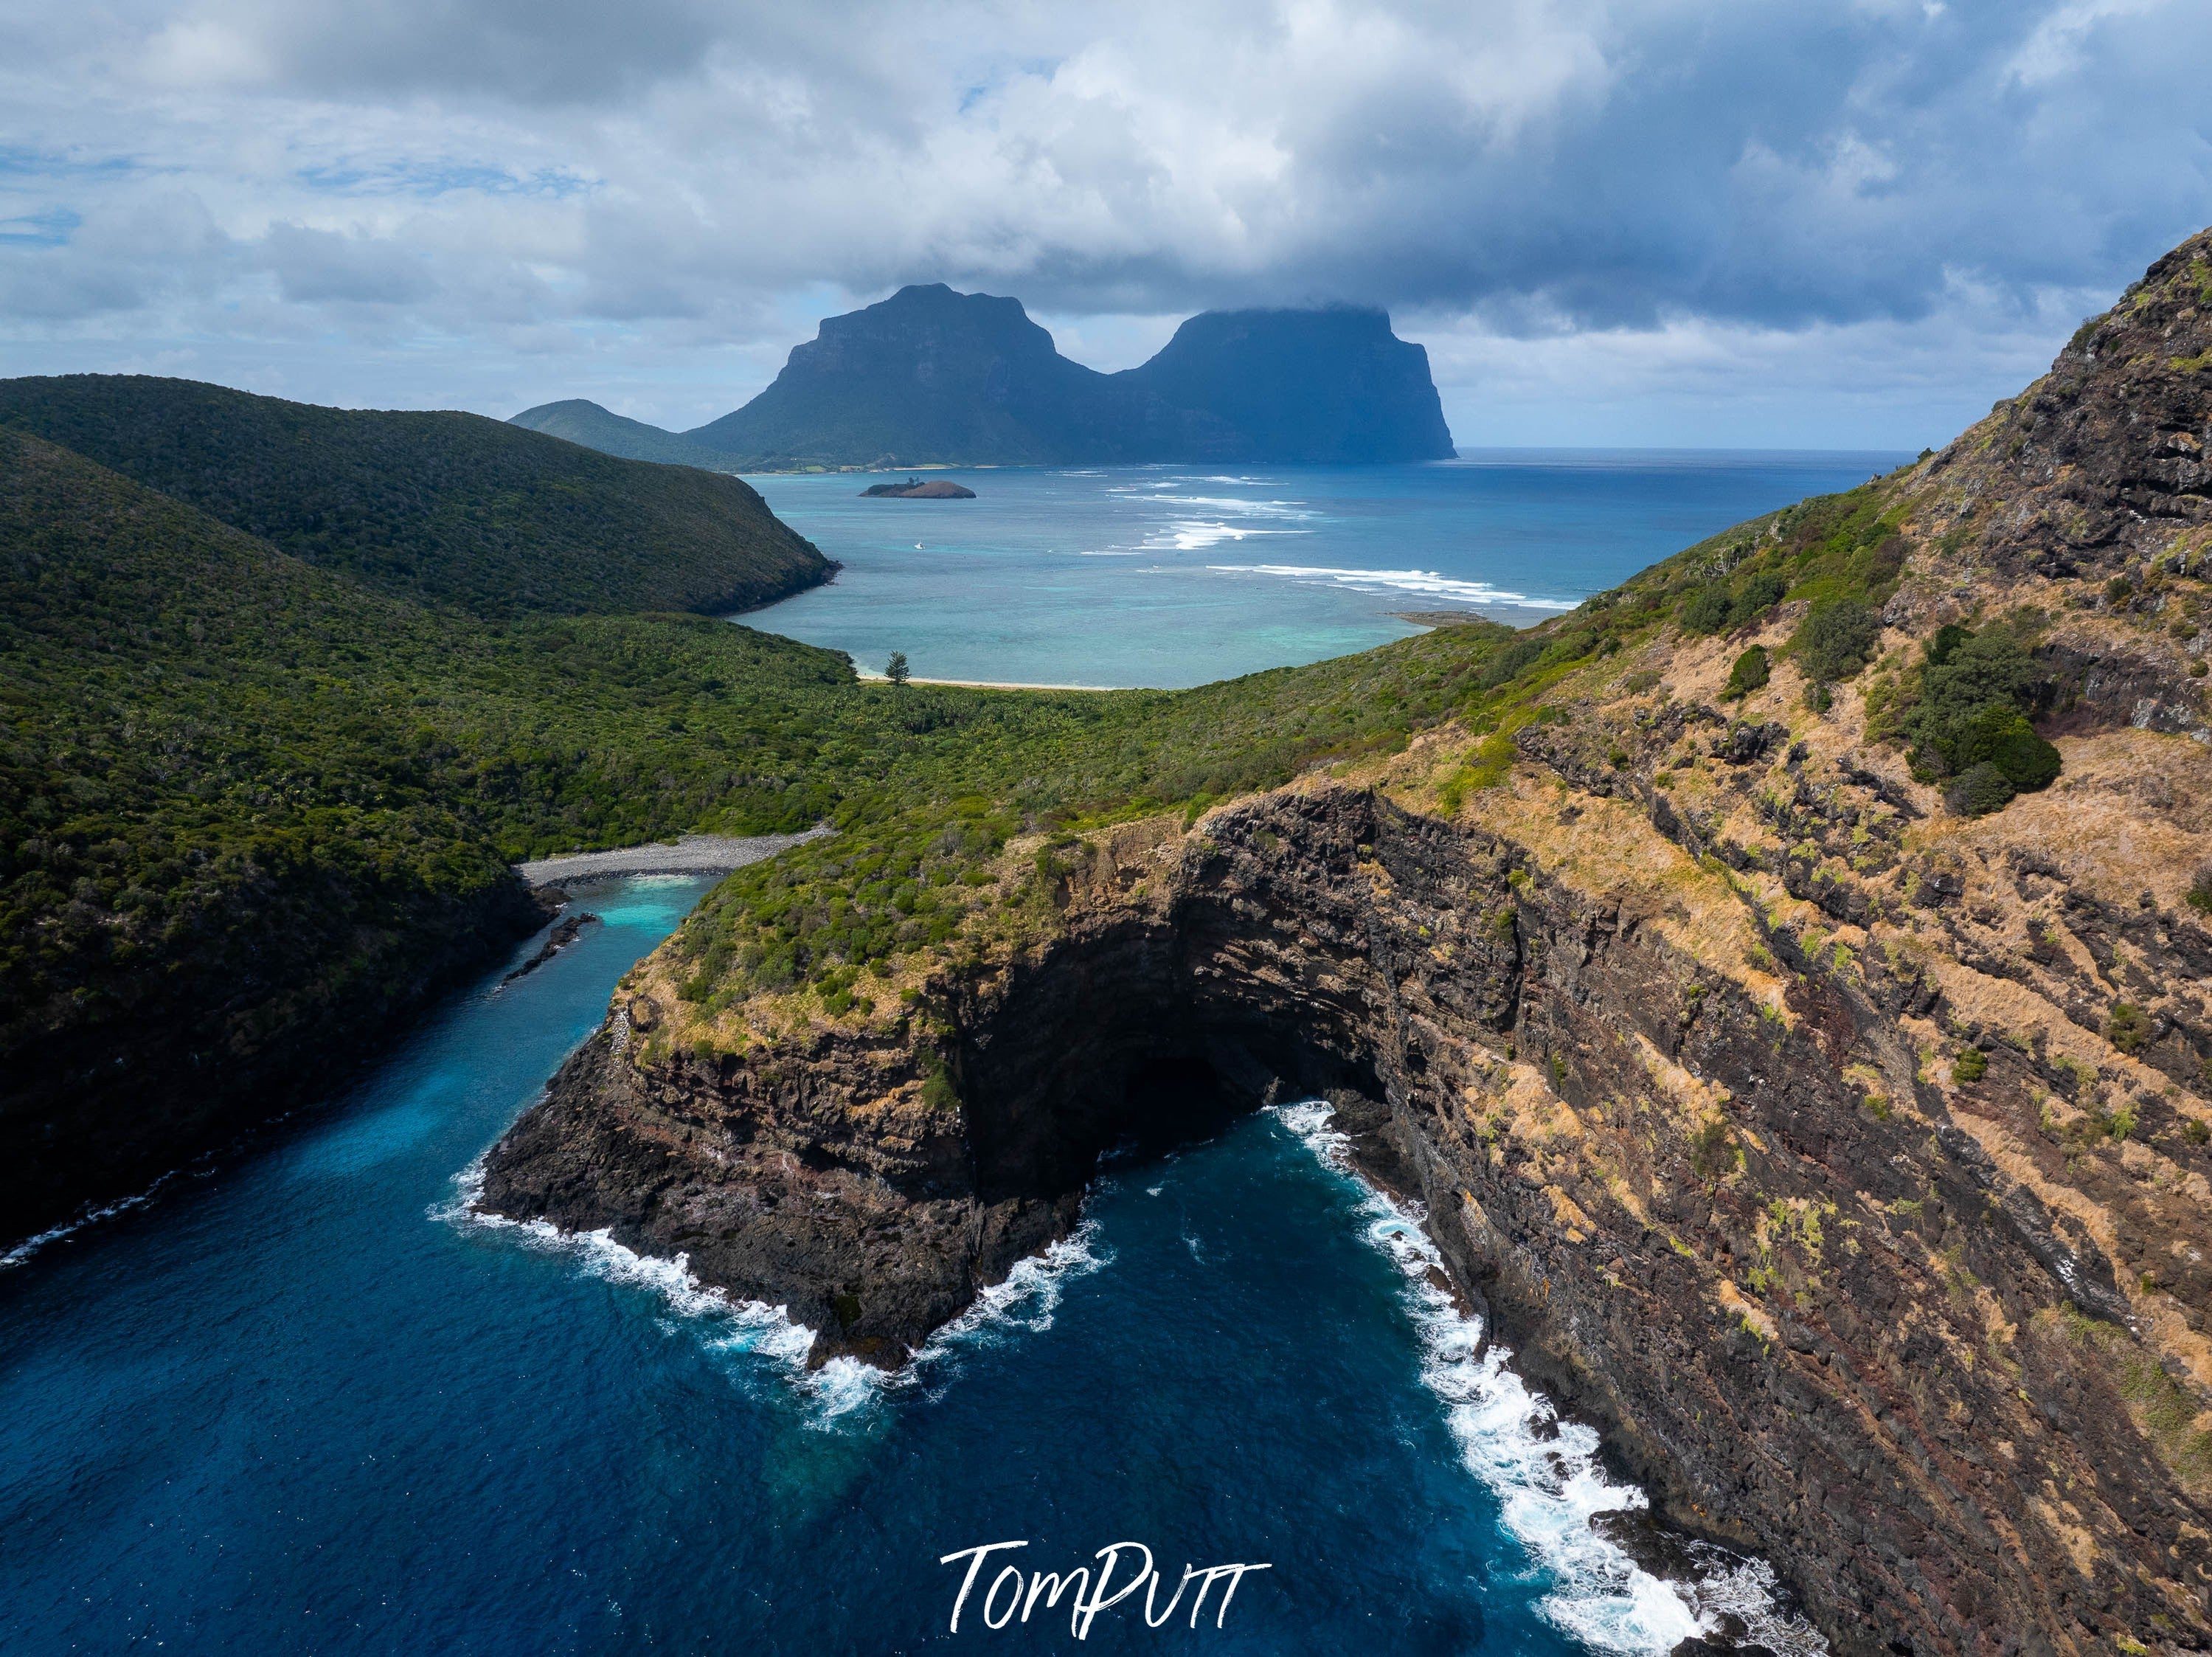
1207, 564, 1578, 609
1145, 522, 1312, 551
904, 1220, 1111, 1375
1146, 494, 1314, 517
1268, 1102, 1826, 1657
437, 1157, 1108, 1425
434, 1156, 874, 1424
1, 1170, 184, 1269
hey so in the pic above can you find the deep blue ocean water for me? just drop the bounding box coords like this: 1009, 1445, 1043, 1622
0, 879, 1809, 1656
741, 452, 1909, 687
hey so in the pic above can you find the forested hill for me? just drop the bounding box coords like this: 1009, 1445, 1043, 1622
508, 398, 748, 473
0, 423, 851, 1241
0, 412, 1519, 1248
0, 375, 831, 618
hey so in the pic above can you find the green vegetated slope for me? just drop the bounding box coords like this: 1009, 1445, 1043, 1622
0, 375, 831, 617
0, 376, 1951, 1243
660, 470, 1944, 1019
0, 412, 1521, 1239
508, 398, 746, 473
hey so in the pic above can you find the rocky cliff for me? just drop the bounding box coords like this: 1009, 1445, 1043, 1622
672, 283, 1457, 467
482, 232, 2212, 1656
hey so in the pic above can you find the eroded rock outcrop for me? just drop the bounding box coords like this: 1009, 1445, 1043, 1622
485, 775, 2212, 1656
484, 233, 2212, 1657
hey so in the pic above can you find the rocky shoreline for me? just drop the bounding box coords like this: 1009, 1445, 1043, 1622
514, 826, 831, 886
478, 232, 2212, 1656
484, 764, 2212, 1656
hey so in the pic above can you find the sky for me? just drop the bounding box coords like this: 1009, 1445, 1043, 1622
1, 0, 2208, 450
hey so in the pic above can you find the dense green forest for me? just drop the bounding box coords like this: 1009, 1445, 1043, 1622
0, 377, 1919, 1240
0, 415, 1520, 1239
0, 375, 831, 617
659, 468, 1936, 1018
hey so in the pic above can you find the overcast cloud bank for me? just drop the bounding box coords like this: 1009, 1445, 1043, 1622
1, 0, 2206, 446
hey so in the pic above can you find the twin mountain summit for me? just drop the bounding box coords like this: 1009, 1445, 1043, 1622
511, 283, 1458, 471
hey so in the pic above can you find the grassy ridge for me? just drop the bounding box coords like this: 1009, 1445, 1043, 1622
0, 418, 1519, 1235
0, 375, 832, 617
659, 472, 1933, 1026
0, 383, 1914, 1239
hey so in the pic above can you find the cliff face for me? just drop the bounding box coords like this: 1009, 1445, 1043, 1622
482, 232, 2212, 1657
677, 283, 1456, 466
687, 285, 1123, 468
485, 772, 2212, 1656
1115, 305, 1457, 463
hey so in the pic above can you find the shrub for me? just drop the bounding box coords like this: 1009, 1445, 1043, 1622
2107, 1002, 2153, 1054
1952, 1048, 1988, 1083
1904, 624, 2061, 802
1690, 1119, 1739, 1179
1683, 569, 1790, 637
1681, 584, 1735, 634
1794, 598, 1882, 685
1724, 645, 1771, 699
1475, 635, 1546, 690
919, 1054, 960, 1112
1962, 704, 2064, 791
2185, 867, 2212, 914
1735, 570, 1789, 620
1926, 622, 1973, 666
1944, 762, 2016, 817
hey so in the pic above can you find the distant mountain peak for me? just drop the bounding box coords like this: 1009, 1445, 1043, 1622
673, 286, 1453, 468
509, 398, 742, 471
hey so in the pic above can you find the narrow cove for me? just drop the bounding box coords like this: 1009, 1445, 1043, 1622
0, 875, 1807, 1655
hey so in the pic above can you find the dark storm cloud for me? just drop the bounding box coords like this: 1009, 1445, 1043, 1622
0, 0, 2203, 440
184, 0, 727, 106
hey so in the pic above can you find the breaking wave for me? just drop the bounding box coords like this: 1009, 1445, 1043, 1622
434, 1156, 1109, 1428
1269, 1101, 1826, 1657
434, 1156, 870, 1424
1207, 563, 1578, 607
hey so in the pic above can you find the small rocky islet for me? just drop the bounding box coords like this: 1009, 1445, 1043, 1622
859, 477, 977, 498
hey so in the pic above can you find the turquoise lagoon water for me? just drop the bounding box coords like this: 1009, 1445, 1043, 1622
741, 452, 1910, 687
0, 454, 1879, 1653
0, 879, 1812, 1656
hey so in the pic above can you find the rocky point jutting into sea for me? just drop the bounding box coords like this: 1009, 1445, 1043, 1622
482, 232, 2212, 1656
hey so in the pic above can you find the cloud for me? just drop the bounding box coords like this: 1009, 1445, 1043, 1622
264, 222, 435, 303
0, 0, 2205, 439
142, 0, 726, 106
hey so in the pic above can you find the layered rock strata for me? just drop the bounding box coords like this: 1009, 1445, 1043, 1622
484, 231, 2212, 1657
485, 772, 2212, 1657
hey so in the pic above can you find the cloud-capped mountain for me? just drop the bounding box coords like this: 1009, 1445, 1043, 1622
517, 285, 1456, 469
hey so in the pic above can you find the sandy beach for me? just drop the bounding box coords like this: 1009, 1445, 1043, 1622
516, 825, 831, 885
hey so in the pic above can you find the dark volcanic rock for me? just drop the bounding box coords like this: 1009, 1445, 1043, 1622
1931, 227, 2212, 583
859, 478, 976, 498
482, 782, 2212, 1657
679, 283, 1455, 467
501, 911, 599, 984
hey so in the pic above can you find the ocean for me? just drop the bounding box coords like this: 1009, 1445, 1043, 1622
0, 454, 1875, 1653
740, 452, 1910, 687
0, 877, 1821, 1656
